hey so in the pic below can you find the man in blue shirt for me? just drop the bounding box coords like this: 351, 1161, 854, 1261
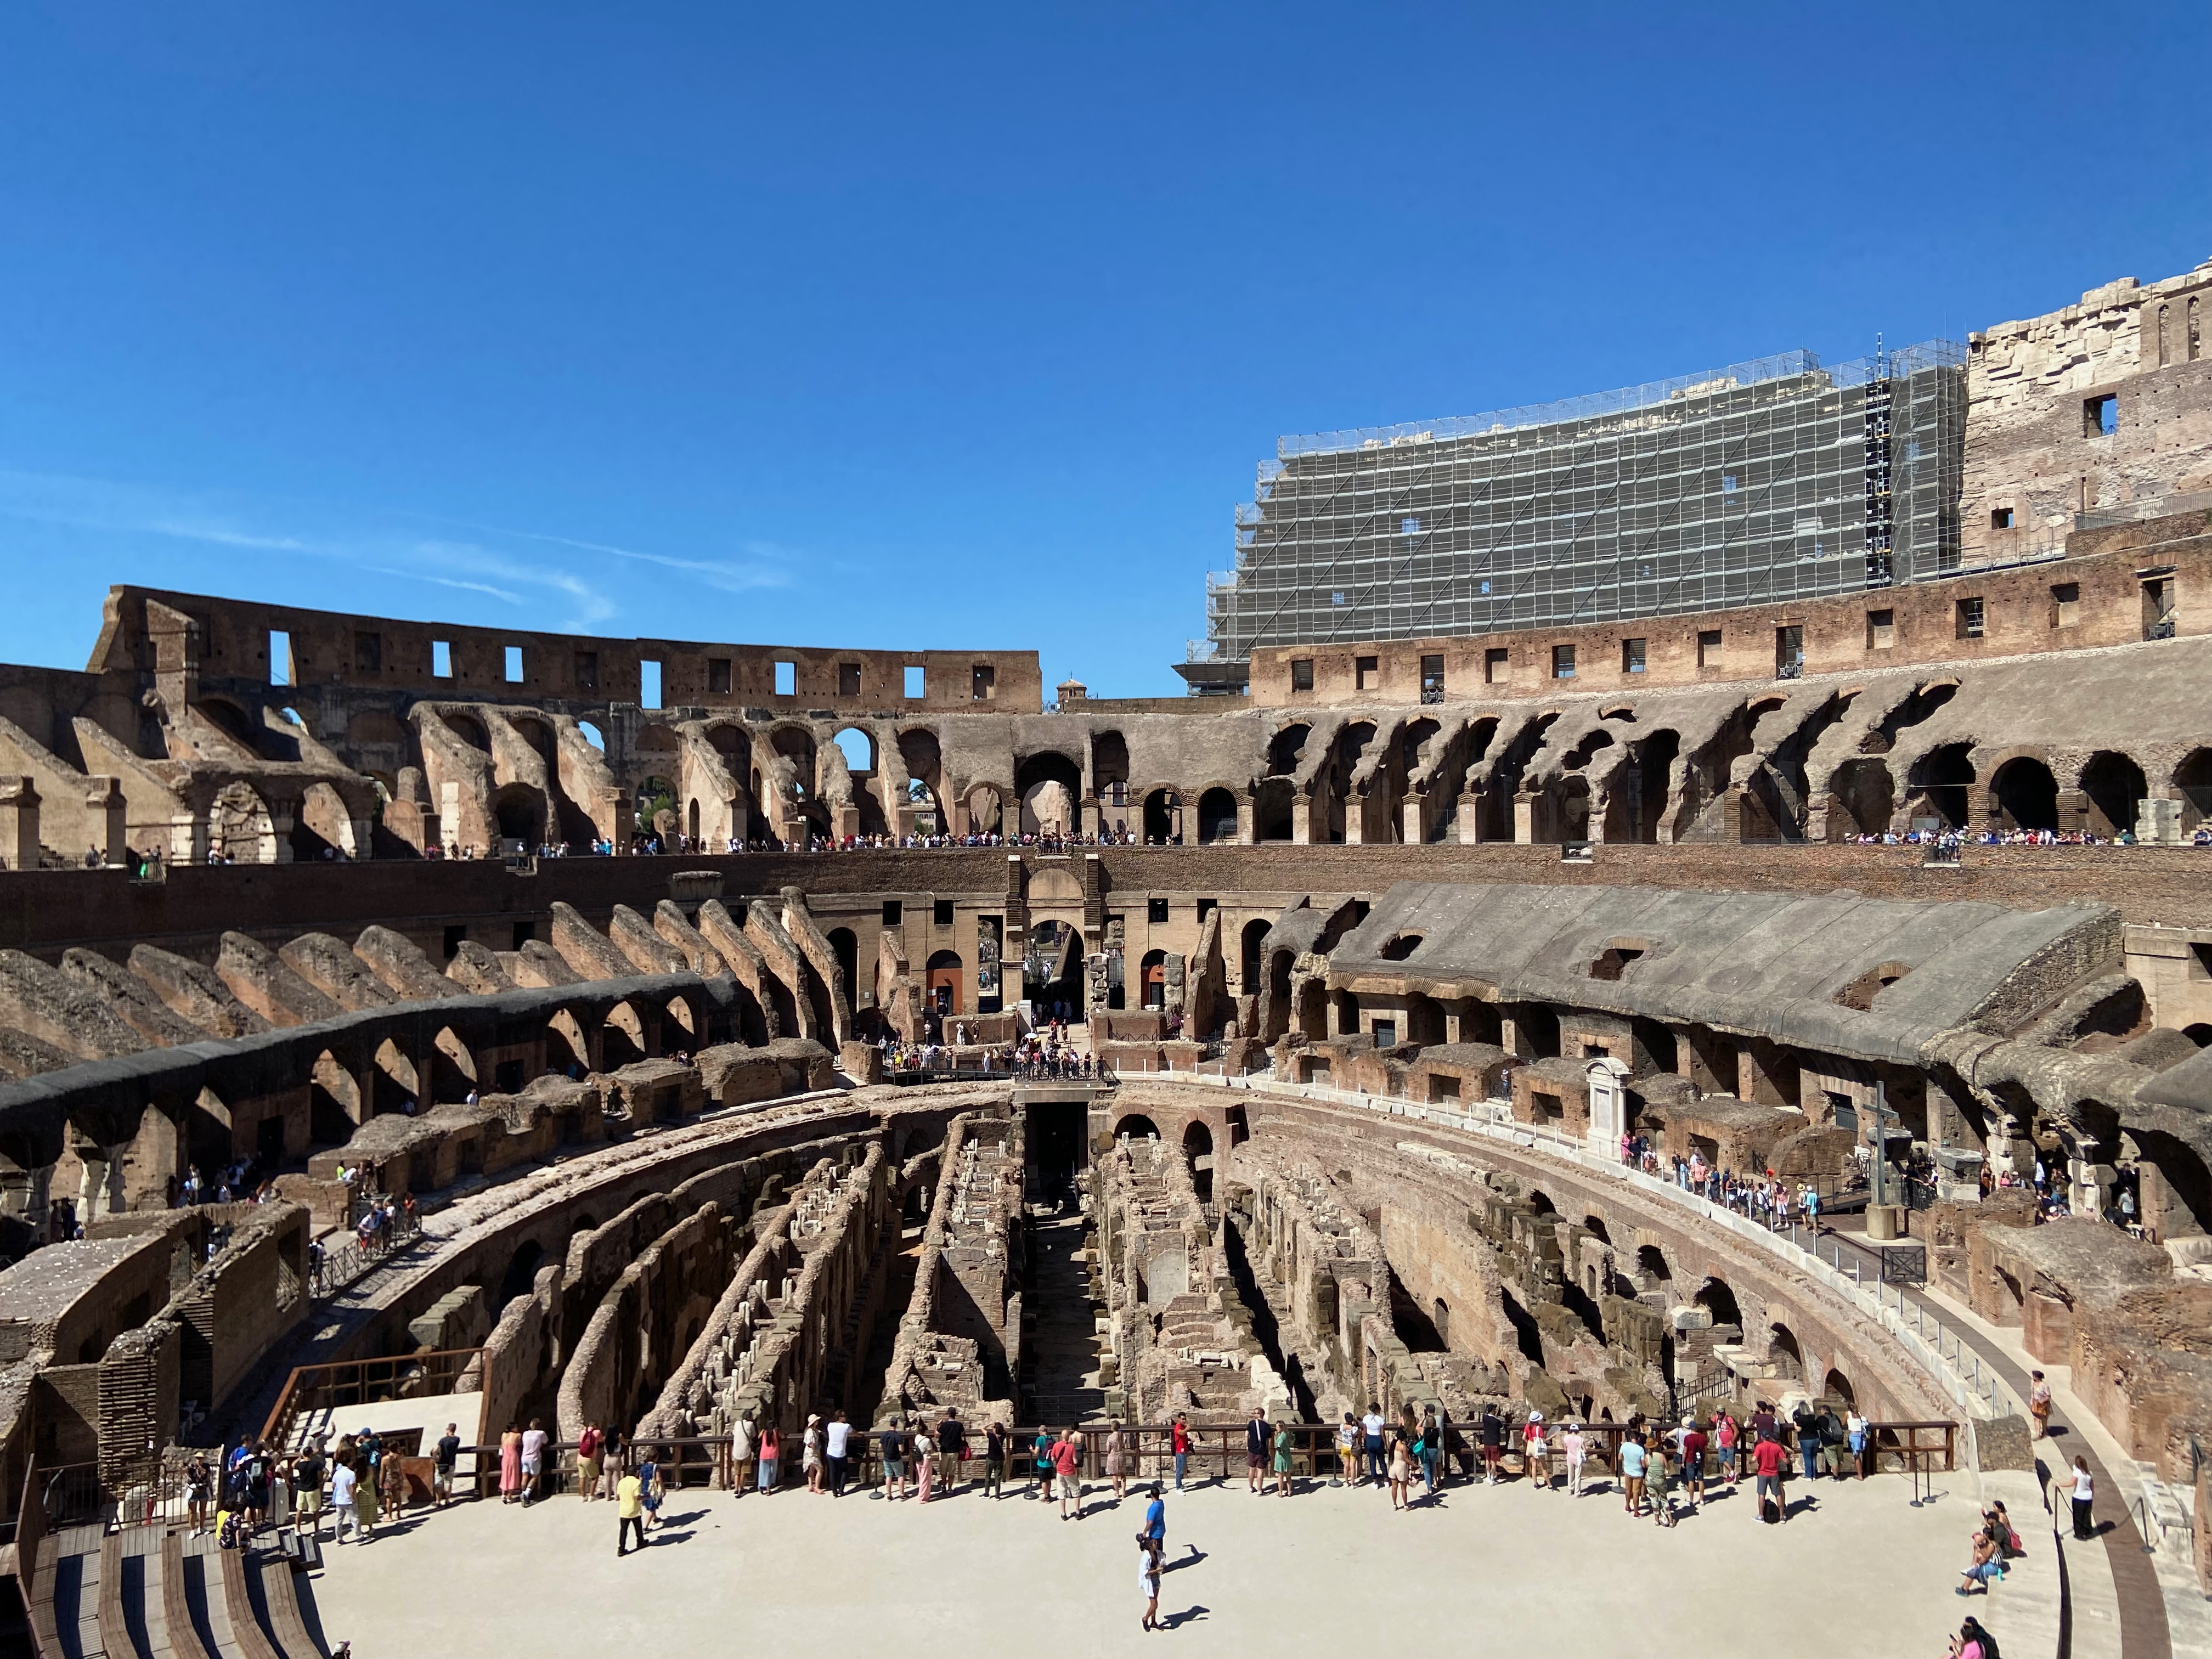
1142, 1483, 1165, 1554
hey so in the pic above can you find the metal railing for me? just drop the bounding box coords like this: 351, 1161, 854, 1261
1177, 1070, 2018, 1420
311, 1209, 424, 1301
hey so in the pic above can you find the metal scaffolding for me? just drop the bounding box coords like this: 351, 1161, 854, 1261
1189, 341, 1965, 679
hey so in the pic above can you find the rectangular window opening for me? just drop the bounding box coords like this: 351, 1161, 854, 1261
1355, 654, 1380, 692
1956, 597, 1985, 640
972, 664, 996, 701
1551, 644, 1576, 679
1775, 625, 1803, 676
772, 660, 794, 697
1484, 647, 1509, 684
839, 662, 861, 697
1990, 506, 2015, 531
1419, 654, 1445, 703
1867, 608, 1895, 650
882, 900, 904, 927
354, 631, 382, 675
504, 644, 525, 683
709, 657, 733, 695
2084, 394, 2118, 438
432, 640, 453, 679
1196, 898, 1216, 920
904, 665, 926, 699
934, 899, 954, 927
641, 659, 663, 709
2051, 583, 2079, 629
1147, 897, 1169, 924
268, 630, 292, 687
1621, 637, 1646, 674
1290, 658, 1314, 692
1696, 629, 1722, 669
574, 650, 599, 691
442, 924, 465, 961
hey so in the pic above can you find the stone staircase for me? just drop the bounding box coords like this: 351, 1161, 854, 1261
29, 1524, 329, 1659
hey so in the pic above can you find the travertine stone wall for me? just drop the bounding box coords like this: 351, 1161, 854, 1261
1963, 259, 2212, 566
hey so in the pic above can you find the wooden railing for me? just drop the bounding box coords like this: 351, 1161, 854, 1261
261, 1345, 487, 1452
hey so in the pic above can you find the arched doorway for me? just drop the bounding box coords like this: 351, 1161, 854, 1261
1114, 1114, 1160, 1141
1991, 757, 2058, 832
1142, 789, 1181, 845
2081, 751, 2147, 837
924, 949, 963, 1019
2174, 748, 2212, 828
1240, 919, 1269, 997
1908, 744, 1973, 828
966, 784, 1004, 837
1139, 949, 1167, 1011
1024, 920, 1086, 1018
1182, 1119, 1214, 1201
1196, 787, 1239, 844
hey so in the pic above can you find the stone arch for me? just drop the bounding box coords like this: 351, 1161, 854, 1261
293, 780, 358, 861
430, 1026, 477, 1101
1827, 757, 1894, 838
833, 725, 876, 775
2170, 747, 2212, 828
1266, 723, 1311, 776
1822, 1367, 1855, 1407
492, 782, 544, 845
1905, 743, 1974, 828
1142, 788, 1181, 845
1114, 1114, 1161, 1141
2080, 749, 2147, 836
1635, 1242, 1673, 1283
965, 783, 1004, 837
200, 697, 258, 746
209, 780, 276, 863
1195, 785, 1239, 844
445, 710, 492, 752
1138, 949, 1168, 1011
1765, 1322, 1803, 1379
309, 1048, 362, 1143
924, 949, 963, 1017
1182, 1119, 1214, 1201
1693, 1276, 1742, 1328
603, 1001, 648, 1069
1990, 754, 2059, 832
548, 1009, 591, 1071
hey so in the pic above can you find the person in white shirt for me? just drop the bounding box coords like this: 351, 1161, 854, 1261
826, 1410, 854, 1497
329, 1460, 359, 1543
2068, 1457, 2096, 1540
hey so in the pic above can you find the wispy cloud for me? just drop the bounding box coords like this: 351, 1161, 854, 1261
399, 510, 794, 596
0, 467, 706, 630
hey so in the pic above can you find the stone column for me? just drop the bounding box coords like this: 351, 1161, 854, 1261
1513, 792, 1536, 844
1290, 793, 1313, 846
1456, 792, 1483, 844
86, 777, 127, 865
1236, 789, 1255, 846
0, 776, 40, 871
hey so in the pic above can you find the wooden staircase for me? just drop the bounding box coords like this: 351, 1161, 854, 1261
24, 1523, 329, 1659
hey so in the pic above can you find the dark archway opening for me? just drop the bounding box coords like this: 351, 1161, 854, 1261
1991, 757, 2059, 832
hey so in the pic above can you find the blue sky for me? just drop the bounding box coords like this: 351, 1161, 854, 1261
2, 3, 2207, 697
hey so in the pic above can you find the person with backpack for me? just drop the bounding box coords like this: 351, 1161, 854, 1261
1750, 1430, 1789, 1523
573, 1422, 600, 1503
1948, 1615, 2000, 1659
291, 1447, 324, 1541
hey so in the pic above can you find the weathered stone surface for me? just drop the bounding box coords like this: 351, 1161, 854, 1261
608, 903, 688, 977
550, 900, 630, 980
279, 932, 402, 1011
59, 948, 208, 1046
508, 939, 583, 989
445, 939, 517, 995
354, 924, 465, 1001
127, 944, 270, 1039
0, 949, 150, 1063
215, 930, 343, 1026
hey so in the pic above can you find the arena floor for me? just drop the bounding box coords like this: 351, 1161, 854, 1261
297, 1463, 2033, 1657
